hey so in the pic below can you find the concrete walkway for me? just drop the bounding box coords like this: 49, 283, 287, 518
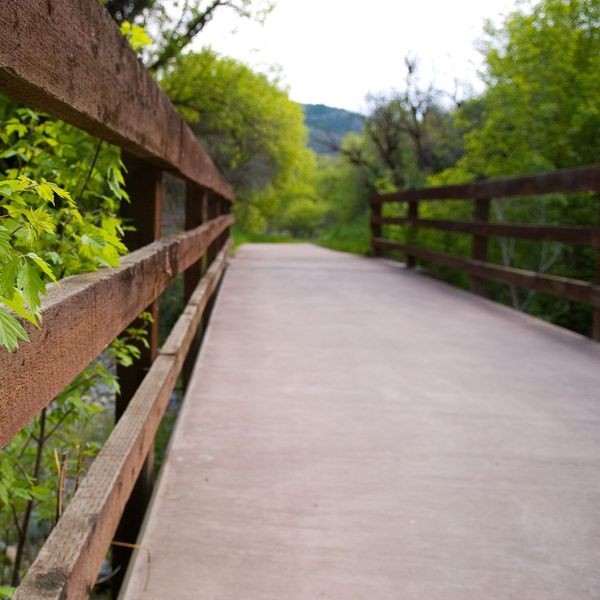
121, 243, 600, 600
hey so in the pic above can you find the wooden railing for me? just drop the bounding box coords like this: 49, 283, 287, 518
370, 165, 600, 340
0, 1, 234, 598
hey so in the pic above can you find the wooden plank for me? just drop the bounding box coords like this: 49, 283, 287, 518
206, 192, 220, 266
113, 155, 162, 595
218, 196, 231, 252
116, 155, 163, 407
117, 244, 600, 599
370, 201, 382, 257
372, 165, 600, 204
183, 183, 208, 388
184, 185, 207, 301
594, 197, 600, 341
373, 238, 600, 308
0, 214, 234, 448
13, 242, 231, 600
372, 216, 599, 247
406, 202, 418, 269
471, 199, 490, 296
0, 0, 233, 202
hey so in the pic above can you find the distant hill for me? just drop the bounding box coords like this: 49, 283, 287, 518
302, 104, 364, 155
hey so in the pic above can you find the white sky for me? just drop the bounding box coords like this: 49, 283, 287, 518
193, 0, 519, 113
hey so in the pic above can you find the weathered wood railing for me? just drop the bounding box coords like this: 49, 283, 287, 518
370, 165, 600, 340
0, 1, 234, 598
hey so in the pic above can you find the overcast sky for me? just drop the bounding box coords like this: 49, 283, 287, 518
193, 0, 520, 113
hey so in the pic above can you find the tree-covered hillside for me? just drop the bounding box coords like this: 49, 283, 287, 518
302, 104, 364, 155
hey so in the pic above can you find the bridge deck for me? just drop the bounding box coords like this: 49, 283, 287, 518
121, 243, 600, 600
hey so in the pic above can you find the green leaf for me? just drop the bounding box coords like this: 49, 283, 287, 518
17, 261, 46, 314
6, 122, 27, 137
48, 181, 72, 201
23, 207, 55, 236
13, 488, 33, 500
106, 167, 123, 199
0, 177, 31, 196
35, 178, 55, 203
0, 306, 29, 352
26, 252, 59, 283
45, 251, 62, 265
0, 585, 16, 598
0, 292, 39, 326
119, 21, 152, 51
0, 226, 12, 261
0, 257, 19, 298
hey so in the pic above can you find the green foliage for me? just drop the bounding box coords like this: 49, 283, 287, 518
423, 0, 599, 333
446, 0, 600, 179
279, 198, 326, 238
338, 59, 465, 193
0, 318, 148, 587
231, 227, 297, 248
119, 21, 153, 51
0, 3, 158, 578
0, 107, 129, 352
315, 0, 599, 334
161, 49, 317, 233
316, 216, 370, 255
303, 103, 364, 155
104, 0, 273, 71
0, 96, 148, 587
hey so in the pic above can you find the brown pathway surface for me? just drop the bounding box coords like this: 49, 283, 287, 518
121, 243, 600, 600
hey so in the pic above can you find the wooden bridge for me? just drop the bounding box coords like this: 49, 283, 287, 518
118, 242, 600, 600
1, 2, 600, 599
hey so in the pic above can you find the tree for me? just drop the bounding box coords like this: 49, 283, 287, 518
428, 0, 600, 332
103, 0, 273, 72
159, 49, 316, 231
335, 58, 465, 192
449, 0, 600, 179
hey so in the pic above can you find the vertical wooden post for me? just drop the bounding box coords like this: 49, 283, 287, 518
220, 196, 231, 251
112, 152, 162, 596
370, 199, 382, 257
206, 192, 219, 265
184, 184, 206, 300
406, 201, 418, 269
593, 194, 600, 341
183, 183, 207, 388
470, 197, 490, 296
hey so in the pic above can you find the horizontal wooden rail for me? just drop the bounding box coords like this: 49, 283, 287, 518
0, 214, 233, 448
373, 239, 600, 308
370, 165, 600, 338
372, 216, 600, 247
13, 241, 231, 600
372, 165, 600, 204
0, 0, 233, 201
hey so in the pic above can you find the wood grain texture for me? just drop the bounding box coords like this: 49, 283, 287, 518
405, 201, 418, 269
13, 241, 231, 600
370, 202, 382, 257
371, 216, 600, 247
371, 165, 600, 204
0, 215, 233, 448
113, 155, 163, 594
0, 0, 233, 201
373, 238, 600, 308
470, 198, 490, 296
183, 183, 208, 389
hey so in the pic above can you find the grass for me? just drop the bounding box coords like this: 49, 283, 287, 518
315, 216, 370, 255
232, 219, 370, 257
231, 227, 298, 249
